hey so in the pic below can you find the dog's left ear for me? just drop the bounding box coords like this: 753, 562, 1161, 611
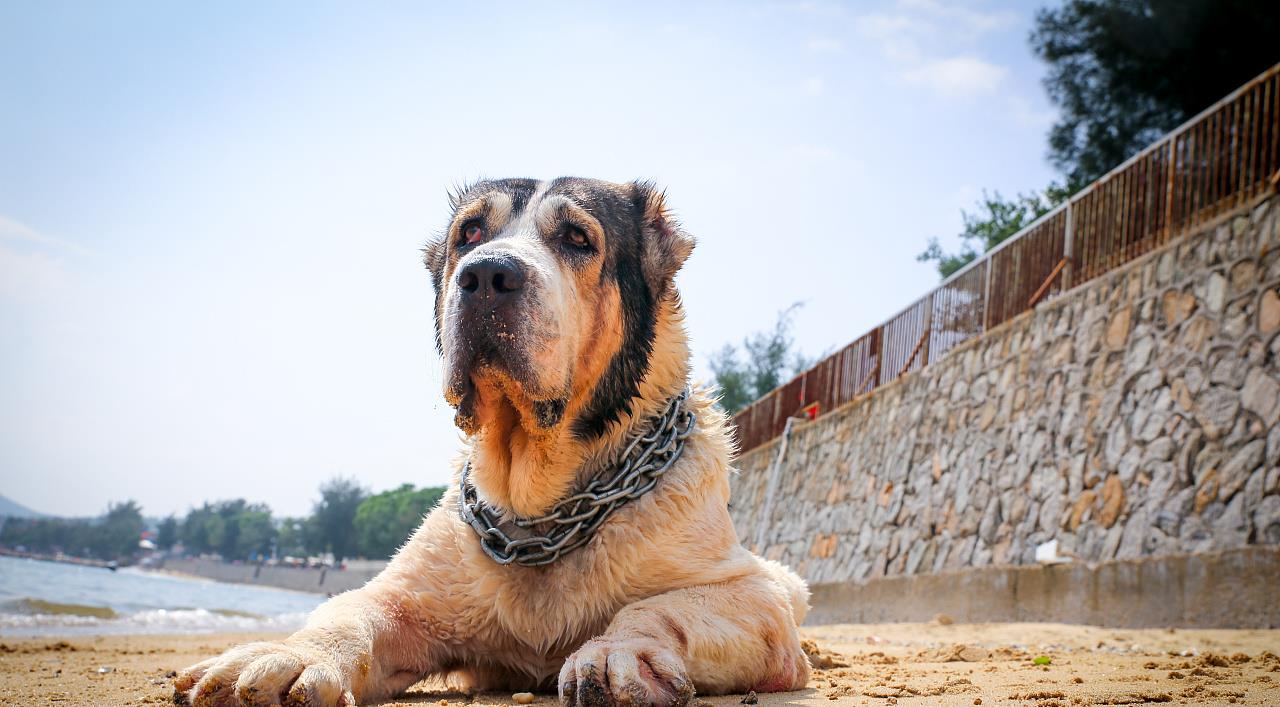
632, 181, 695, 298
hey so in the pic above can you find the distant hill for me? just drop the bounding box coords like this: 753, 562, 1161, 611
0, 494, 49, 519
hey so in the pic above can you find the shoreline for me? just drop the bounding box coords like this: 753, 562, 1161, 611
3, 623, 1278, 706
0, 549, 118, 571
136, 566, 326, 598
151, 557, 383, 595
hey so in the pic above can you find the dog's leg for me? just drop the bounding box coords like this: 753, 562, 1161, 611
173, 508, 473, 707
558, 560, 810, 706
172, 580, 448, 707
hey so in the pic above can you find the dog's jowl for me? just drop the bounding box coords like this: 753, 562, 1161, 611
174, 178, 811, 707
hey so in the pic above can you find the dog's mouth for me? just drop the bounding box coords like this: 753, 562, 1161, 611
448, 363, 567, 436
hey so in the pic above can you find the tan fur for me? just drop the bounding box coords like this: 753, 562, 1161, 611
176, 181, 810, 707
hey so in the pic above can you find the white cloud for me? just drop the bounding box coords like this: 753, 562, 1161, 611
806, 37, 845, 54
0, 243, 68, 299
854, 13, 919, 40
1008, 95, 1057, 128
854, 1, 1018, 66
0, 215, 82, 300
783, 1, 847, 18
782, 143, 838, 165
947, 183, 983, 215
902, 56, 1008, 98
800, 76, 825, 96
0, 214, 87, 255
895, 0, 1016, 35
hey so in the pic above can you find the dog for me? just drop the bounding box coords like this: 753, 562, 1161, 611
174, 178, 811, 706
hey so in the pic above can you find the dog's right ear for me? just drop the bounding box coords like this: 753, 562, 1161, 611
423, 238, 448, 354
423, 238, 447, 294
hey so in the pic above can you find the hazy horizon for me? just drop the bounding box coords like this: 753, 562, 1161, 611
1, 1, 1059, 518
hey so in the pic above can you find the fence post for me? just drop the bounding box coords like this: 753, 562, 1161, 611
1062, 201, 1074, 290
1163, 139, 1178, 243
921, 292, 934, 366
873, 326, 885, 387
982, 253, 994, 331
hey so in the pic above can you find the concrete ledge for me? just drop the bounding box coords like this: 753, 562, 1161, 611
806, 547, 1280, 629
158, 558, 384, 595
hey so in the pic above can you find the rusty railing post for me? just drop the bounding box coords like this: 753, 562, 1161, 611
982, 251, 994, 331
921, 292, 934, 366
1062, 201, 1074, 290
1164, 139, 1177, 242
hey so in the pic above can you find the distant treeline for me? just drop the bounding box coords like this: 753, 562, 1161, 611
0, 501, 144, 563
0, 478, 445, 565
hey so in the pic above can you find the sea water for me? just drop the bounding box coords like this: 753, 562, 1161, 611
0, 555, 323, 636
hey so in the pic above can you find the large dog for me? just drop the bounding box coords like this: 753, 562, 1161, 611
174, 178, 810, 706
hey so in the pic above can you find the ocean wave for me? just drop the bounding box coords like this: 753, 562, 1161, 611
3, 597, 118, 618
0, 607, 311, 635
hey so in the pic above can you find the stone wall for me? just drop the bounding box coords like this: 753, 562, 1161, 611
730, 195, 1280, 587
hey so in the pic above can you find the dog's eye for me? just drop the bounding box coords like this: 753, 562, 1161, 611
564, 226, 591, 249
460, 222, 486, 246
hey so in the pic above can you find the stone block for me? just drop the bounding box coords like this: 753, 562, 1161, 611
1241, 368, 1280, 427
1260, 288, 1280, 335
1100, 474, 1126, 528
1218, 439, 1266, 501
1106, 306, 1132, 349
1255, 495, 1280, 545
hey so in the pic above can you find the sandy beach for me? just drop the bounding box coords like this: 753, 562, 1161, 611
3, 622, 1278, 706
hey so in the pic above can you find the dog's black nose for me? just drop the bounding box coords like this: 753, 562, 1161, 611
457, 255, 526, 301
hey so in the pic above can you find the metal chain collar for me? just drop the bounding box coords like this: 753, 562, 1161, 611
458, 389, 696, 567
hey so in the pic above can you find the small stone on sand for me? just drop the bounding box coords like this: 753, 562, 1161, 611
512, 692, 535, 704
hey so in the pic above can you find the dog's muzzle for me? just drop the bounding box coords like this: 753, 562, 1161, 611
456, 252, 527, 315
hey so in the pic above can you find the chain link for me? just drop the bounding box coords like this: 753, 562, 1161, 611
458, 389, 696, 566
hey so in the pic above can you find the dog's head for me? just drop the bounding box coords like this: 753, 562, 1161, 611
424, 178, 694, 509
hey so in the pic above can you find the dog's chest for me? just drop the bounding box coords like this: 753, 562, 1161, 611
476, 554, 634, 650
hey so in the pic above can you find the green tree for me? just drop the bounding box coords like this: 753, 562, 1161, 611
178, 500, 276, 561
917, 188, 1068, 279
1032, 0, 1280, 185
233, 506, 276, 561
312, 477, 368, 564
92, 500, 144, 561
156, 515, 179, 551
181, 502, 227, 556
1, 501, 145, 563
709, 304, 811, 415
180, 503, 214, 555
353, 484, 445, 559
0, 516, 94, 558
275, 517, 315, 559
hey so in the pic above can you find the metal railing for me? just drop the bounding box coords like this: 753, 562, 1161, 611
730, 62, 1280, 454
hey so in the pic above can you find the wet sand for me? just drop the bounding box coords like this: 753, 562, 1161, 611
2, 622, 1278, 706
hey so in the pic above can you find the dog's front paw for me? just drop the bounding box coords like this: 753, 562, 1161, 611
173, 640, 354, 707
558, 638, 694, 707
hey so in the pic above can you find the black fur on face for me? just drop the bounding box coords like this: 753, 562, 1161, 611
423, 179, 540, 356
423, 177, 692, 440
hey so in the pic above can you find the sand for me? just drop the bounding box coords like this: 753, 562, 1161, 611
2, 622, 1278, 706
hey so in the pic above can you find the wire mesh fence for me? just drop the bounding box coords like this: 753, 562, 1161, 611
729, 62, 1280, 454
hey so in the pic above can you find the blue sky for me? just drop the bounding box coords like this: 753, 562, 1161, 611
1, 0, 1060, 518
